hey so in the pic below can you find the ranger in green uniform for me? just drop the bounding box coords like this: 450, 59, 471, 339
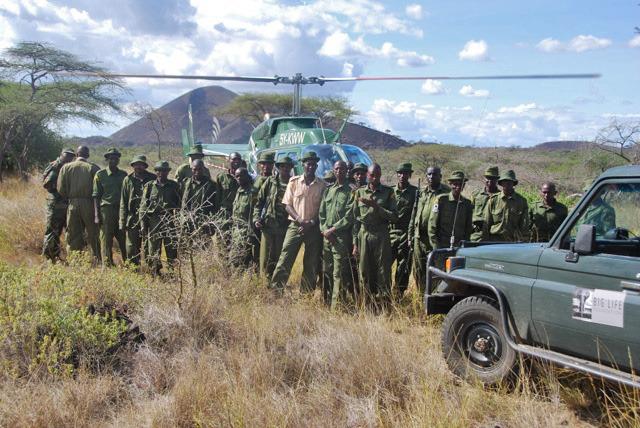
470, 166, 500, 241
216, 152, 243, 222
174, 144, 211, 187
253, 152, 275, 191
181, 159, 219, 235
484, 170, 530, 242
352, 163, 398, 307
579, 191, 616, 236
410, 166, 450, 294
529, 182, 568, 242
93, 148, 127, 266
253, 156, 294, 278
140, 161, 181, 275
389, 162, 418, 298
429, 171, 474, 250
231, 167, 259, 266
350, 162, 368, 189
319, 160, 355, 309
57, 146, 101, 261
119, 155, 156, 266
42, 148, 75, 261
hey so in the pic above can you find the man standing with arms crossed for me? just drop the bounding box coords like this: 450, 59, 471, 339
270, 151, 326, 293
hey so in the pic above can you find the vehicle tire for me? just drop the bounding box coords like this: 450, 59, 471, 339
441, 295, 517, 385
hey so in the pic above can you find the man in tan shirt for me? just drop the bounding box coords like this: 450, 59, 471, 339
270, 151, 326, 292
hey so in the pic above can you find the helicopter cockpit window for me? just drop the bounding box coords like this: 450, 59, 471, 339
304, 144, 342, 179
341, 145, 373, 166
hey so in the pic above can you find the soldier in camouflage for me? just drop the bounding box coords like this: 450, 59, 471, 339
42, 148, 75, 261
253, 152, 275, 190
483, 170, 530, 242
215, 152, 243, 223
119, 155, 156, 266
181, 159, 219, 236
231, 167, 259, 266
428, 171, 474, 251
470, 166, 500, 242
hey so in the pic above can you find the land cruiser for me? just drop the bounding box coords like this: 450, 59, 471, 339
426, 165, 640, 387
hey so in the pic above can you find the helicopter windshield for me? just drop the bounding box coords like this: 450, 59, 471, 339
340, 145, 373, 166
304, 144, 373, 179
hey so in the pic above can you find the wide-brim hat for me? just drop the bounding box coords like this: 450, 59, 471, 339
351, 162, 368, 173
301, 151, 320, 163
62, 148, 76, 156
275, 156, 296, 167
258, 152, 275, 163
229, 151, 243, 160
323, 170, 336, 182
154, 160, 171, 171
187, 144, 205, 157
498, 169, 518, 185
104, 148, 121, 159
447, 170, 468, 183
483, 166, 499, 179
130, 155, 148, 167
396, 162, 413, 173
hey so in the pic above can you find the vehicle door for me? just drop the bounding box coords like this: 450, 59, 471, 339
531, 180, 640, 371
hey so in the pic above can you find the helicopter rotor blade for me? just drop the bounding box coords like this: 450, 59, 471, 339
65, 72, 281, 83
319, 73, 601, 82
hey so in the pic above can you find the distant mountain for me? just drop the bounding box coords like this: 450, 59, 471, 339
533, 140, 593, 151
87, 85, 410, 151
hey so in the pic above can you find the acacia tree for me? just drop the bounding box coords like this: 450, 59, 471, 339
0, 41, 127, 180
594, 118, 640, 164
127, 102, 171, 161
215, 92, 356, 127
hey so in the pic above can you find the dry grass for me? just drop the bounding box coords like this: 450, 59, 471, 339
0, 172, 637, 427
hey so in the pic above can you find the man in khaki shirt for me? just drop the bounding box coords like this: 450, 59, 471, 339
270, 151, 326, 292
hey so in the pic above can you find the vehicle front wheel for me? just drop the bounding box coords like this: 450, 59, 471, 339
441, 295, 517, 384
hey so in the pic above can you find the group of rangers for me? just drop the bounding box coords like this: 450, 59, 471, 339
42, 144, 568, 309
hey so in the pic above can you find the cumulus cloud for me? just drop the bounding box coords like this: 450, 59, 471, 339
405, 4, 422, 19
629, 35, 640, 48
361, 99, 609, 146
421, 79, 445, 95
458, 39, 489, 61
459, 85, 490, 98
0, 16, 17, 50
536, 35, 612, 53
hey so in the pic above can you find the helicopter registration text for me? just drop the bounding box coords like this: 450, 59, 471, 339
279, 131, 305, 146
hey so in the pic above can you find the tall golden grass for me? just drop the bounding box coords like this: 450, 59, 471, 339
0, 174, 638, 427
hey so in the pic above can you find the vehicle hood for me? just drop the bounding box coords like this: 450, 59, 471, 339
458, 242, 545, 266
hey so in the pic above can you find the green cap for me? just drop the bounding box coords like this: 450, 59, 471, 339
351, 162, 368, 173
275, 156, 296, 167
258, 152, 275, 163
447, 170, 468, 183
104, 148, 121, 158
229, 152, 242, 160
323, 170, 336, 183
187, 144, 205, 157
62, 148, 76, 156
396, 162, 413, 173
130, 155, 148, 167
498, 169, 518, 185
301, 151, 320, 163
154, 160, 171, 171
483, 166, 499, 179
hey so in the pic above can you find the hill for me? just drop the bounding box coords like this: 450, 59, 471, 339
533, 140, 593, 151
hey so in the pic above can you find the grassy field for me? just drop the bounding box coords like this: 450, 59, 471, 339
0, 142, 638, 427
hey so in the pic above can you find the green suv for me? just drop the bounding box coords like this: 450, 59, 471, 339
427, 166, 640, 387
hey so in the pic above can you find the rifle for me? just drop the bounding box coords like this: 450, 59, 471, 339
407, 178, 421, 259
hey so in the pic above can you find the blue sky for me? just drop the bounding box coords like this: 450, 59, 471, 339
1, 0, 638, 146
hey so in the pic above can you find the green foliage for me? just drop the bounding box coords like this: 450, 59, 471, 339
0, 254, 147, 379
215, 92, 356, 126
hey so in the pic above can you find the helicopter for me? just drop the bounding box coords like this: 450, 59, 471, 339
84, 71, 601, 178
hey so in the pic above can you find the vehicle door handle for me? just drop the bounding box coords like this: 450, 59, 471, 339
621, 281, 640, 292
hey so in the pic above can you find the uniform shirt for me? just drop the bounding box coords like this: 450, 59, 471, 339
390, 183, 418, 234
281, 175, 326, 222
428, 192, 474, 249
484, 191, 530, 242
253, 175, 289, 229
181, 176, 219, 216
351, 184, 398, 231
529, 200, 568, 242
57, 158, 100, 200
410, 183, 450, 247
93, 167, 127, 207
579, 199, 616, 236
139, 179, 181, 220
174, 163, 211, 184
42, 159, 65, 202
471, 188, 499, 224
119, 170, 156, 229
319, 182, 354, 234
232, 185, 259, 225
253, 175, 271, 191
215, 171, 240, 216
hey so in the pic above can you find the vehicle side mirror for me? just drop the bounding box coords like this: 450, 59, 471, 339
574, 224, 596, 255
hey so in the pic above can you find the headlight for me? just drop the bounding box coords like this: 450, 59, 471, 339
445, 256, 465, 272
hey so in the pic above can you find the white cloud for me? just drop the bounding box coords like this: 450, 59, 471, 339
421, 79, 445, 95
405, 4, 422, 19
536, 35, 611, 53
628, 35, 640, 48
0, 15, 17, 50
0, 0, 20, 15
459, 85, 489, 98
458, 39, 489, 61
342, 62, 354, 77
